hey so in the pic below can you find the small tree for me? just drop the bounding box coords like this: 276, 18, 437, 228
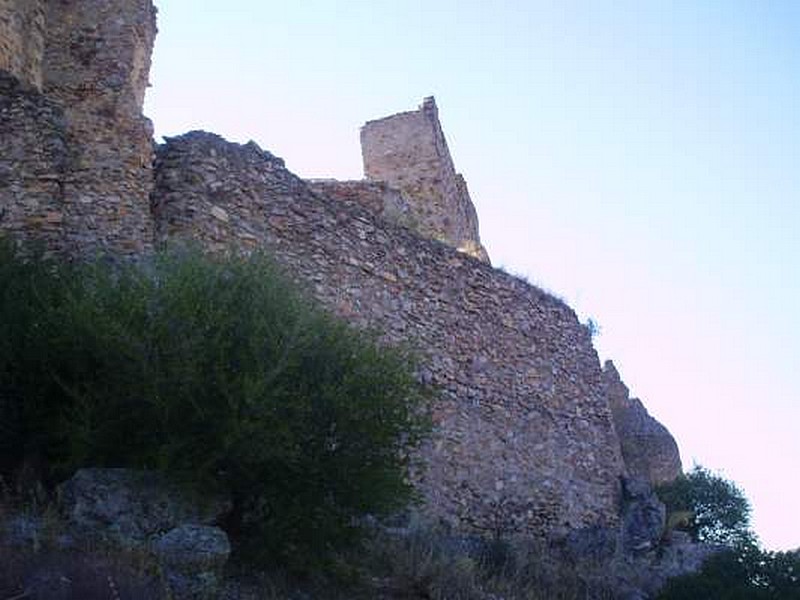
656, 465, 754, 547
0, 240, 432, 568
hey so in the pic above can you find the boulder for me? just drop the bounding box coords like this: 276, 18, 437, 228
603, 361, 683, 486
153, 524, 231, 600
58, 468, 231, 545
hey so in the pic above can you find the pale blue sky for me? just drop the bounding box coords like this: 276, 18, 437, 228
145, 1, 800, 550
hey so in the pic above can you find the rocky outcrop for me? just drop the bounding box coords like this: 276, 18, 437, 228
603, 361, 682, 486
59, 468, 231, 545
153, 525, 231, 600
58, 468, 231, 599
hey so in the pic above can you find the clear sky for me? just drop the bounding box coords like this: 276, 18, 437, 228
145, 1, 800, 551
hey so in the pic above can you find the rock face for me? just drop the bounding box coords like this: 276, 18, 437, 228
58, 468, 231, 599
59, 468, 231, 544
361, 97, 490, 263
603, 361, 682, 486
153, 525, 231, 600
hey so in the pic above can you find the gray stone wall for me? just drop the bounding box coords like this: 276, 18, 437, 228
152, 132, 626, 536
361, 97, 489, 263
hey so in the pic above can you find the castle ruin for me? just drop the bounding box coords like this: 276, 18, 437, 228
0, 0, 681, 538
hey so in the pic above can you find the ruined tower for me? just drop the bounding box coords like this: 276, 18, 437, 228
0, 0, 157, 255
361, 97, 490, 263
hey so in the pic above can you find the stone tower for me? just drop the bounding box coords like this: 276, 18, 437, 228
0, 0, 157, 255
361, 97, 490, 263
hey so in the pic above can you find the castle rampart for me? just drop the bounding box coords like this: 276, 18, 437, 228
41, 0, 157, 255
0, 0, 157, 256
0, 0, 683, 540
152, 132, 626, 535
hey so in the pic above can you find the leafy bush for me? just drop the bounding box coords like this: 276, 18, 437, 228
0, 239, 431, 566
656, 465, 800, 598
656, 465, 753, 547
658, 545, 800, 600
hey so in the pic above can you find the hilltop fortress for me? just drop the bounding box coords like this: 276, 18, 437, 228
0, 1, 681, 537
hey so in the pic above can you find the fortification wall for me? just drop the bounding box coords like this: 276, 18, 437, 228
40, 0, 157, 255
307, 179, 415, 229
0, 0, 157, 256
0, 71, 69, 251
0, 0, 686, 539
152, 131, 626, 536
361, 97, 489, 263
0, 0, 45, 90
603, 361, 682, 486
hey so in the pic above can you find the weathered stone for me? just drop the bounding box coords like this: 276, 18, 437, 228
152, 131, 626, 537
153, 524, 230, 600
621, 478, 666, 554
604, 361, 682, 486
41, 0, 157, 257
307, 178, 415, 230
59, 468, 231, 545
361, 97, 490, 263
0, 0, 688, 549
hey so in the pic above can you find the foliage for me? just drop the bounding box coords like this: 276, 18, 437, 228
658, 545, 800, 600
656, 465, 800, 598
656, 465, 754, 547
0, 239, 431, 566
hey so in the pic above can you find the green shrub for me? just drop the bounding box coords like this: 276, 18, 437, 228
0, 239, 431, 567
656, 465, 753, 547
658, 546, 800, 600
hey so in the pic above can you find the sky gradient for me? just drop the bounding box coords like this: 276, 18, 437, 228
144, 0, 800, 550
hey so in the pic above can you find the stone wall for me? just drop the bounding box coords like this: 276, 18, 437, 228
0, 71, 69, 251
0, 0, 45, 90
603, 361, 682, 486
1, 0, 157, 257
361, 97, 489, 263
152, 132, 626, 536
307, 179, 415, 229
0, 0, 687, 540
40, 0, 157, 256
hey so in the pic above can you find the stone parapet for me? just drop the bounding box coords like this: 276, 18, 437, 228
307, 179, 415, 229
